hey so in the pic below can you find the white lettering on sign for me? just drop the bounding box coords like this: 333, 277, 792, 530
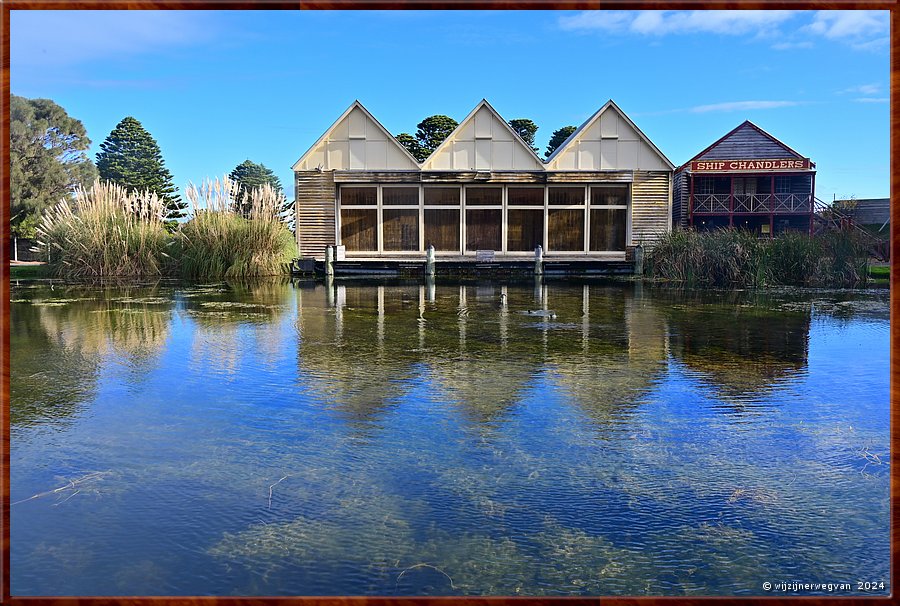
691, 159, 809, 172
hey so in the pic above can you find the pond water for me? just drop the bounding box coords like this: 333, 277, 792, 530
10, 277, 890, 596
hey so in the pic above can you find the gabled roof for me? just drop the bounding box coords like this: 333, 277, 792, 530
545, 100, 675, 170
420, 99, 545, 170
677, 120, 806, 172
292, 100, 420, 170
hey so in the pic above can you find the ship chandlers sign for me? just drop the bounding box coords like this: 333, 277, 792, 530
690, 158, 812, 172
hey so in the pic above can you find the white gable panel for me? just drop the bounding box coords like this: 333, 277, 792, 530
293, 101, 420, 171
600, 139, 618, 170
617, 118, 639, 141
475, 139, 491, 170
386, 145, 409, 167
300, 149, 326, 171
422, 100, 545, 171
555, 147, 577, 170
619, 140, 639, 169
600, 110, 617, 138
494, 141, 514, 169
513, 145, 534, 168
639, 142, 669, 171
582, 118, 603, 142
366, 140, 387, 167
333, 116, 350, 140
349, 139, 365, 169
453, 141, 473, 169
327, 141, 348, 169
458, 119, 474, 140
349, 108, 366, 138
578, 142, 598, 170
475, 108, 492, 138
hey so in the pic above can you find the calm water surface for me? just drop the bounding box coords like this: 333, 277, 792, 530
10, 278, 890, 596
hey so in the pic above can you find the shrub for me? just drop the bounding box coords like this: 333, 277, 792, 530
34, 180, 172, 278
648, 228, 869, 288
178, 176, 296, 279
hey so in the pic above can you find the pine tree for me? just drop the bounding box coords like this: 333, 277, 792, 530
229, 160, 292, 228
545, 125, 578, 159
96, 117, 185, 228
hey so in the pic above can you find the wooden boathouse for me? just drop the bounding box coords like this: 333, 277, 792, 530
673, 121, 816, 235
292, 99, 674, 274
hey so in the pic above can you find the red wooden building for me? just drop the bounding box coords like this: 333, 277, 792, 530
673, 121, 816, 236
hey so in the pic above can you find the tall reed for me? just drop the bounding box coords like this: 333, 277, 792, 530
34, 180, 172, 278
178, 176, 296, 279
648, 228, 869, 288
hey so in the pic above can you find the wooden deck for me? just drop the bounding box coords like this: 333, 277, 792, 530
294, 255, 633, 278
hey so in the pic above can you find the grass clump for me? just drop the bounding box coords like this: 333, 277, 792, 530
34, 180, 172, 279
648, 228, 870, 288
177, 176, 296, 279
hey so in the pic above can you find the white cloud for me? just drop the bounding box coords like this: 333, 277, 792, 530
772, 41, 814, 50
854, 97, 889, 103
840, 83, 881, 95
559, 10, 888, 51
806, 10, 888, 40
690, 101, 801, 113
11, 10, 213, 67
559, 10, 797, 36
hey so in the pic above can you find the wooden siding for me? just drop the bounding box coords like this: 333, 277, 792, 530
631, 171, 671, 245
846, 198, 890, 224
296, 171, 336, 260
672, 171, 689, 228
696, 122, 800, 161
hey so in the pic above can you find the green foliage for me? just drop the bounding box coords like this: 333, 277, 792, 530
395, 133, 424, 162
396, 115, 459, 162
545, 125, 577, 159
10, 94, 98, 238
647, 228, 870, 288
228, 160, 291, 227
96, 117, 185, 229
507, 118, 539, 154
34, 180, 172, 279
178, 176, 296, 279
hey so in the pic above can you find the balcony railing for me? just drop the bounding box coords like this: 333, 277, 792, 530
693, 193, 812, 214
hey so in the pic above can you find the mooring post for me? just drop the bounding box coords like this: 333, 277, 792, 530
426, 275, 436, 303
633, 244, 644, 276
534, 244, 543, 276
325, 245, 334, 277
425, 245, 436, 277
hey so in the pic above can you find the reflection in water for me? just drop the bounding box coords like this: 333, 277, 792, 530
10, 278, 889, 596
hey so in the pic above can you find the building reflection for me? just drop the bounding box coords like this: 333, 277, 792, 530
658, 289, 811, 403
295, 281, 813, 429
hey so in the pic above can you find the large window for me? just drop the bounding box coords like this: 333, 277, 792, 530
383, 187, 418, 205
548, 209, 584, 251
424, 187, 460, 206
589, 186, 628, 251
590, 209, 626, 251
507, 210, 543, 251
336, 183, 631, 255
425, 209, 460, 251
466, 209, 501, 250
508, 187, 544, 206
341, 187, 377, 206
340, 209, 377, 251
383, 209, 418, 251
465, 187, 501, 206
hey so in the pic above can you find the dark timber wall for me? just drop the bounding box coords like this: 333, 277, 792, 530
696, 123, 798, 160
295, 171, 336, 260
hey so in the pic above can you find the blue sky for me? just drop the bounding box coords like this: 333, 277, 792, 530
11, 9, 890, 200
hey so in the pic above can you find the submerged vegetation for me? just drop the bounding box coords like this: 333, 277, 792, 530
32, 177, 296, 281
647, 228, 870, 288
